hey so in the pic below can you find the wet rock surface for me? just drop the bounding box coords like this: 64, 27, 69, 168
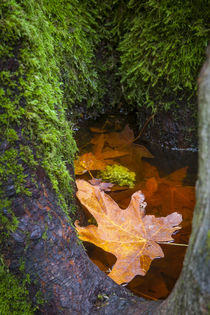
136, 104, 198, 150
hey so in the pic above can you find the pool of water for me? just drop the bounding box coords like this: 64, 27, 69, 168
74, 118, 197, 300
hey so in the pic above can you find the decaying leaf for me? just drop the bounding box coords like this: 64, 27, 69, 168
88, 178, 114, 192
75, 179, 182, 285
118, 143, 154, 175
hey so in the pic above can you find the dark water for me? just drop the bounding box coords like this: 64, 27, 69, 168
75, 118, 197, 300
130, 154, 196, 299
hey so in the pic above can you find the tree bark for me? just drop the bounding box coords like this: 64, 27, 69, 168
155, 47, 210, 315
6, 166, 160, 314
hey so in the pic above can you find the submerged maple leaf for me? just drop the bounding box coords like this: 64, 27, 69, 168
141, 165, 195, 217
74, 152, 107, 175
74, 148, 128, 175
105, 124, 134, 148
75, 179, 182, 285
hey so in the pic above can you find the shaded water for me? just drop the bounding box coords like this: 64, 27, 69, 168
75, 116, 197, 300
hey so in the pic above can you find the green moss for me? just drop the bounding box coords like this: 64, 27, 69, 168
0, 258, 34, 314
0, 0, 108, 219
99, 164, 136, 188
113, 0, 209, 111
42, 224, 48, 240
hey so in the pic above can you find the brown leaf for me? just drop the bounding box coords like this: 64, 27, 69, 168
117, 144, 154, 176
91, 132, 129, 158
105, 124, 134, 148
97, 148, 129, 160
91, 134, 105, 155
166, 167, 188, 183
88, 178, 114, 192
142, 161, 159, 179
90, 127, 109, 133
74, 159, 87, 175
144, 177, 158, 199
75, 179, 182, 284
88, 125, 153, 177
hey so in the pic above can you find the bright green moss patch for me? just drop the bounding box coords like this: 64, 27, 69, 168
0, 259, 34, 314
99, 164, 136, 188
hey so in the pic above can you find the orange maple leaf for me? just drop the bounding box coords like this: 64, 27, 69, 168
74, 147, 128, 175
75, 179, 182, 285
74, 152, 107, 175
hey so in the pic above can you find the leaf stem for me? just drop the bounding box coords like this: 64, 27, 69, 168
88, 170, 94, 179
158, 242, 188, 247
133, 114, 155, 143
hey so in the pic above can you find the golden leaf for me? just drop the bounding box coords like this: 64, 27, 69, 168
75, 179, 182, 284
